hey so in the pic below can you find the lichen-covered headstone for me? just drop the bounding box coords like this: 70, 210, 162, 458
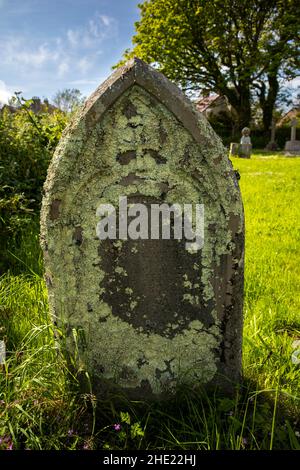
230, 128, 252, 158
40, 58, 244, 399
284, 118, 300, 155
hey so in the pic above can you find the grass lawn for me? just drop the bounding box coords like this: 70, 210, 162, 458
0, 153, 300, 450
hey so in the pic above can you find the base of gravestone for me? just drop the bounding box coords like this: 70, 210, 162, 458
73, 339, 243, 401
229, 143, 240, 157
265, 141, 278, 151
78, 370, 241, 404
284, 140, 300, 155
239, 143, 252, 158
70, 325, 243, 402
229, 143, 251, 158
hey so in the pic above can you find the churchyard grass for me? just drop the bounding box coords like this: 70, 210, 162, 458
0, 153, 299, 450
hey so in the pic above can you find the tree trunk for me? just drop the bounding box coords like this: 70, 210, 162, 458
236, 104, 252, 130
262, 73, 279, 133
221, 85, 252, 136
233, 89, 252, 132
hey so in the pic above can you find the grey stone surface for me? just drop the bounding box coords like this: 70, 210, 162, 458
239, 127, 252, 158
229, 143, 240, 157
265, 119, 278, 151
285, 118, 300, 155
40, 58, 244, 399
230, 128, 252, 158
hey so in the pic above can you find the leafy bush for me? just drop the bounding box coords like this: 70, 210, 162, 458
0, 99, 68, 272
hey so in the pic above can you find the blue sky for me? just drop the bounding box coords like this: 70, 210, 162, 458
1, 1, 299, 107
0, 0, 140, 103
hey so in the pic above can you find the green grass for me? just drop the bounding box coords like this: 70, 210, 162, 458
0, 153, 300, 450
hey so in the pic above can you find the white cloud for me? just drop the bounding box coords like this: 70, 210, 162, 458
67, 12, 117, 49
0, 11, 118, 95
99, 15, 113, 27
67, 29, 79, 47
77, 57, 92, 74
0, 80, 13, 104
58, 61, 70, 78
88, 19, 99, 38
69, 80, 99, 87
0, 37, 60, 68
18, 44, 57, 67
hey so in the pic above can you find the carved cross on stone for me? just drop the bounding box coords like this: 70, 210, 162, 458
265, 118, 278, 151
284, 117, 300, 154
291, 118, 298, 142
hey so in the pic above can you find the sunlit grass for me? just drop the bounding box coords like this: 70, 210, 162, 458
234, 156, 300, 404
0, 154, 299, 449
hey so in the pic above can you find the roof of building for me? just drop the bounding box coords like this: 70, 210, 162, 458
194, 94, 222, 113
277, 107, 300, 127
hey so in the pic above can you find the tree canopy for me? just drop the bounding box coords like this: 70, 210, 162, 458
119, 0, 300, 131
52, 88, 84, 114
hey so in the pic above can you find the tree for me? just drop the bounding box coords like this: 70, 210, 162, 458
118, 0, 300, 132
52, 88, 84, 113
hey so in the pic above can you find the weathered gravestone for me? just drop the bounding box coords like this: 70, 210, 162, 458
229, 128, 252, 159
284, 118, 300, 155
40, 58, 244, 399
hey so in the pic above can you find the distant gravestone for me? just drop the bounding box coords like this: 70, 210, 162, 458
284, 118, 300, 155
229, 128, 251, 159
239, 127, 252, 158
40, 58, 244, 399
229, 143, 240, 157
265, 118, 278, 151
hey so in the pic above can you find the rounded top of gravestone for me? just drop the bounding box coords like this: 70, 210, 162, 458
43, 57, 240, 203
241, 127, 250, 136
41, 57, 244, 400
71, 56, 224, 151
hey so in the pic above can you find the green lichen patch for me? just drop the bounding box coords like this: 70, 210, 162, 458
41, 61, 244, 398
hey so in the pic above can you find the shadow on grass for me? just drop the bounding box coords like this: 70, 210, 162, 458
74, 375, 299, 451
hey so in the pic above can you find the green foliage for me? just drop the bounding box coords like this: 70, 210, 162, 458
118, 0, 300, 130
0, 154, 299, 449
102, 411, 145, 449
0, 96, 68, 272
